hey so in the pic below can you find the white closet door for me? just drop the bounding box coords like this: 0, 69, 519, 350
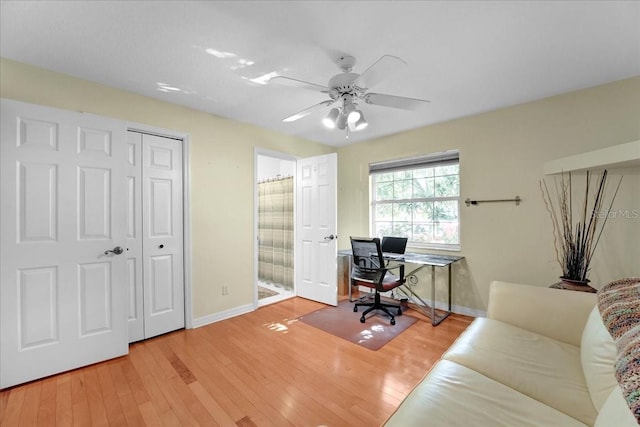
0, 99, 129, 388
126, 131, 144, 342
141, 133, 184, 339
126, 131, 185, 342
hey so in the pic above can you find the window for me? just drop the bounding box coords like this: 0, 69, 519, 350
370, 151, 460, 250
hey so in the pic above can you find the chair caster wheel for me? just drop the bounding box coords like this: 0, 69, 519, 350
353, 306, 358, 312
360, 316, 366, 323
397, 309, 402, 315
390, 319, 396, 326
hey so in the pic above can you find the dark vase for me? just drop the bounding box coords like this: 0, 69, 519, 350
550, 276, 597, 293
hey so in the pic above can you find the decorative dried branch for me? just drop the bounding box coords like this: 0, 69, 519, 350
540, 170, 622, 282
540, 180, 562, 268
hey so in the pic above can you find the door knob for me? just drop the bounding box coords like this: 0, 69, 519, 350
104, 246, 124, 255
324, 234, 337, 241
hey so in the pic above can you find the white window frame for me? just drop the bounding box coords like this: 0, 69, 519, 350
369, 150, 461, 251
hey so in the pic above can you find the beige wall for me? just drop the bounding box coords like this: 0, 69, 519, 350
337, 76, 640, 313
2, 57, 638, 318
0, 58, 335, 320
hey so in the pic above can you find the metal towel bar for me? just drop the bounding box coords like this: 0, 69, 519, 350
465, 196, 521, 207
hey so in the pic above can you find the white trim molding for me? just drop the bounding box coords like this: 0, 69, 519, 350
192, 304, 255, 328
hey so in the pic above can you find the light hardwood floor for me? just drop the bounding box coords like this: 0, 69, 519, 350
0, 297, 472, 426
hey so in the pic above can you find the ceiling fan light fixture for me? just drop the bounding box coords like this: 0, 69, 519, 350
322, 108, 340, 128
353, 113, 368, 131
348, 110, 361, 123
336, 111, 348, 130
273, 54, 429, 138
343, 103, 361, 123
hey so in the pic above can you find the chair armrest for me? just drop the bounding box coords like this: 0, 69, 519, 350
386, 263, 405, 281
487, 281, 596, 346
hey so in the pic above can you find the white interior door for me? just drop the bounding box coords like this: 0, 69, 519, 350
295, 153, 338, 306
126, 132, 185, 341
0, 99, 128, 388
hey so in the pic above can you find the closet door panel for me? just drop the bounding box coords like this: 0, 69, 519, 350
126, 131, 144, 343
142, 134, 184, 339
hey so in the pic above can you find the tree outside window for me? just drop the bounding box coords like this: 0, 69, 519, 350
371, 161, 460, 250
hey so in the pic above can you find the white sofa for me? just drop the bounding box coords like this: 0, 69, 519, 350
384, 281, 637, 426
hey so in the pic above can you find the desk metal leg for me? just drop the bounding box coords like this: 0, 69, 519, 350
397, 265, 452, 326
448, 264, 452, 313
431, 265, 436, 325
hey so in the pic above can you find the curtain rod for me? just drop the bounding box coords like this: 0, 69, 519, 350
258, 175, 294, 184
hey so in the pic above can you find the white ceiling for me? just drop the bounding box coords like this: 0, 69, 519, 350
1, 1, 639, 147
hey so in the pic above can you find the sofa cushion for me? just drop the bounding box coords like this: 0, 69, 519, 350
594, 387, 638, 427
384, 360, 587, 427
488, 281, 596, 346
581, 306, 618, 411
443, 317, 597, 425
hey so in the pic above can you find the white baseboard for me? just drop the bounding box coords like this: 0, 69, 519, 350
431, 301, 486, 318
402, 299, 485, 318
357, 285, 486, 318
192, 303, 254, 328
191, 293, 486, 329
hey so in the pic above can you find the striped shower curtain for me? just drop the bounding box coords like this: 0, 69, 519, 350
258, 176, 294, 290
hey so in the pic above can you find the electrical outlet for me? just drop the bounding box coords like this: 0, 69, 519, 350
222, 285, 229, 296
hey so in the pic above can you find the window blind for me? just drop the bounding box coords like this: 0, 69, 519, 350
369, 150, 459, 174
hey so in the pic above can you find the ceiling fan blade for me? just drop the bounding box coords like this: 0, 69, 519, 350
282, 100, 334, 122
363, 93, 430, 110
269, 76, 328, 92
353, 55, 407, 89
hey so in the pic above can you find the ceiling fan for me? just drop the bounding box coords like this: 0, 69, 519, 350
269, 54, 430, 137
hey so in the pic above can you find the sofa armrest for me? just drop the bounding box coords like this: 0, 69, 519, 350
487, 281, 597, 346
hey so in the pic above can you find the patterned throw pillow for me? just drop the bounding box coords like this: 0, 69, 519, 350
598, 277, 640, 423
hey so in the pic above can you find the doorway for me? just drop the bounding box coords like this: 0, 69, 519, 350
255, 152, 296, 306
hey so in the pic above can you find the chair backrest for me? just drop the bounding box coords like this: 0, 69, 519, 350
350, 237, 386, 283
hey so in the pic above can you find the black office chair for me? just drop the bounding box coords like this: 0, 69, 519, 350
350, 237, 405, 325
